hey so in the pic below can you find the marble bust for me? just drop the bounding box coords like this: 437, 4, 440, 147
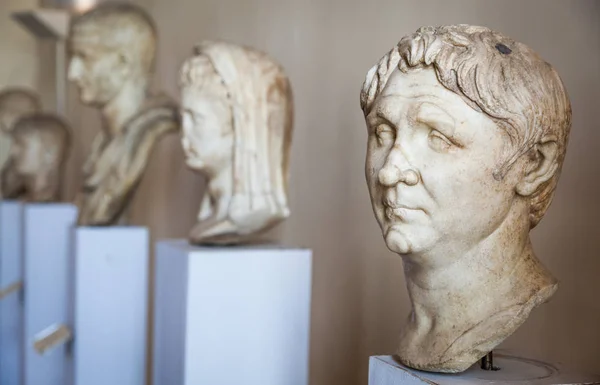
179, 41, 293, 244
360, 25, 571, 373
67, 2, 178, 225
1, 114, 71, 202
0, 88, 42, 193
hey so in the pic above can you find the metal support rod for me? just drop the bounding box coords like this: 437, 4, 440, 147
481, 350, 500, 371
0, 281, 23, 300
33, 323, 73, 355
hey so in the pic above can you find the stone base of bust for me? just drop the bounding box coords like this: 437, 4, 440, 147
369, 354, 600, 384
153, 240, 312, 385
0, 201, 23, 385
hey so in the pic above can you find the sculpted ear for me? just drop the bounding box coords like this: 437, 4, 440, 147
516, 137, 559, 197
117, 52, 132, 76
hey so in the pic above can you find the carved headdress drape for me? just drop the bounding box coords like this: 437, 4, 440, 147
194, 41, 293, 238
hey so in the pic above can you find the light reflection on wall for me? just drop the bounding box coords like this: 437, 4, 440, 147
72, 0, 97, 12
42, 0, 98, 12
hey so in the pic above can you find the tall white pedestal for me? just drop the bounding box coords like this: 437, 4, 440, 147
72, 227, 149, 385
369, 354, 600, 384
0, 201, 24, 385
153, 240, 313, 385
22, 203, 77, 385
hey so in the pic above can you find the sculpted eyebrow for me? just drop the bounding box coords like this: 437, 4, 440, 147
414, 103, 456, 135
373, 107, 397, 125
366, 107, 393, 129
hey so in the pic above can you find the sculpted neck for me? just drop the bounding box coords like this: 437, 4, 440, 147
205, 163, 234, 220
397, 201, 557, 372
101, 79, 148, 137
405, 205, 531, 294
190, 163, 235, 243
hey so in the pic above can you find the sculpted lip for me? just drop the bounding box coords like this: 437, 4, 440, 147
385, 207, 416, 220
383, 199, 421, 211
383, 201, 426, 220
183, 142, 199, 158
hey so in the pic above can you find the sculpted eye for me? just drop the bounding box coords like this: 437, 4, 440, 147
375, 124, 395, 146
428, 130, 454, 152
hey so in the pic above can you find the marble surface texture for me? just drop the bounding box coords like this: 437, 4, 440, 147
179, 41, 293, 244
67, 2, 178, 225
360, 25, 572, 373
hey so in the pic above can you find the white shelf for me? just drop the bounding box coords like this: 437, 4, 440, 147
11, 9, 71, 40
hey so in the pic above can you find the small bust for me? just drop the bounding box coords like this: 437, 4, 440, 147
0, 88, 42, 188
1, 114, 71, 202
68, 1, 178, 225
179, 41, 293, 244
360, 25, 571, 373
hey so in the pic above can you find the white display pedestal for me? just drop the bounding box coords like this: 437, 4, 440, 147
0, 201, 24, 385
22, 203, 77, 385
369, 354, 600, 384
72, 227, 149, 385
153, 240, 313, 385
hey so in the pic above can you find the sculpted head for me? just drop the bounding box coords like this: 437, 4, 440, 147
67, 2, 157, 106
2, 114, 71, 202
179, 41, 293, 243
179, 53, 233, 175
0, 88, 41, 133
360, 25, 571, 260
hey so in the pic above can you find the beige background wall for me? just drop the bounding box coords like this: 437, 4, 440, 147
3, 1, 600, 384
0, 0, 38, 90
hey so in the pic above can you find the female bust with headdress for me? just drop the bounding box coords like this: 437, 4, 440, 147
179, 41, 293, 244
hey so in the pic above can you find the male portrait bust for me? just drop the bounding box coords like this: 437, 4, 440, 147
179, 41, 293, 244
68, 2, 178, 225
1, 114, 70, 202
0, 88, 42, 192
360, 25, 571, 372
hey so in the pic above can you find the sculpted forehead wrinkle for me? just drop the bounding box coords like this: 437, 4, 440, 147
382, 69, 470, 109
380, 68, 442, 97
415, 102, 454, 124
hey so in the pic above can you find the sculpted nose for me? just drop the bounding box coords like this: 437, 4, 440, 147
181, 135, 193, 154
181, 111, 193, 132
378, 165, 400, 186
378, 165, 419, 187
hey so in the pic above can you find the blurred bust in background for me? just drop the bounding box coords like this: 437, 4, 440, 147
360, 25, 572, 373
68, 1, 178, 225
1, 114, 70, 202
0, 88, 42, 196
179, 41, 293, 245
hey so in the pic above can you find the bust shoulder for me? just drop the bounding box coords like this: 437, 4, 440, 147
124, 93, 179, 138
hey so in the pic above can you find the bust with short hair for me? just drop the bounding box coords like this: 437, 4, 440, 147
68, 1, 178, 225
179, 41, 293, 244
0, 88, 42, 193
360, 25, 571, 373
1, 114, 70, 202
